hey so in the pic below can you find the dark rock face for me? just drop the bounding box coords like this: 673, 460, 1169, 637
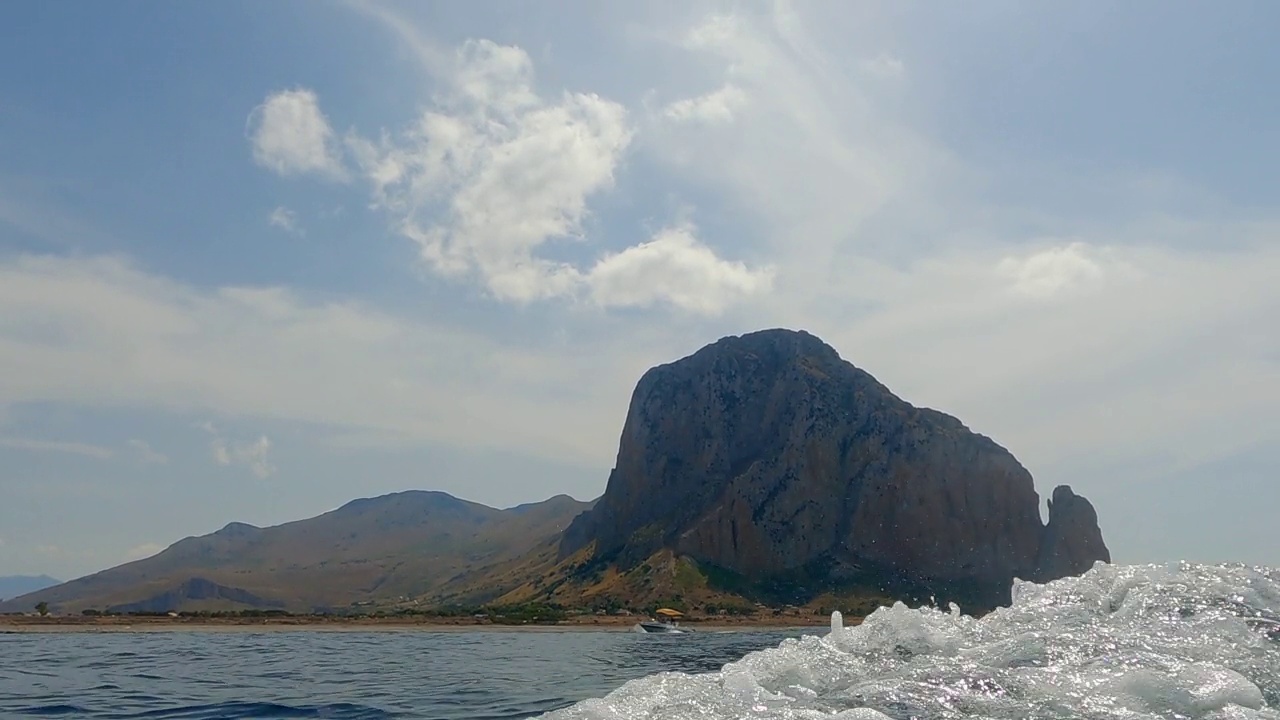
1034, 485, 1111, 581
560, 328, 1109, 609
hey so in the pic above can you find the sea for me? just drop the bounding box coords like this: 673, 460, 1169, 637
2, 562, 1278, 720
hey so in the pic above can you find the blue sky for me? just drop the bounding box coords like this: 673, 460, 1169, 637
1, 0, 1277, 581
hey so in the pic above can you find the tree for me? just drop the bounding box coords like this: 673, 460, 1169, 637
35, 601, 49, 617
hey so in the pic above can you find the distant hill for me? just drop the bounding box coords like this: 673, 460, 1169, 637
0, 575, 60, 602
0, 492, 590, 614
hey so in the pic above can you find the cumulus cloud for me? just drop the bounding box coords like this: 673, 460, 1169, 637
256, 28, 770, 315
345, 38, 632, 303
0, 436, 114, 459
200, 422, 276, 479
586, 225, 774, 314
247, 88, 346, 179
996, 242, 1119, 299
267, 206, 303, 236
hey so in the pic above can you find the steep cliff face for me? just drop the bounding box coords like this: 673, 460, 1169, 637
560, 328, 1109, 609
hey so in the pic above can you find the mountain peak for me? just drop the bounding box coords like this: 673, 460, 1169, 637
560, 328, 1109, 611
215, 522, 260, 536
0, 575, 61, 602
335, 490, 471, 513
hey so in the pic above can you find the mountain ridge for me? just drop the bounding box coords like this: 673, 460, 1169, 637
0, 492, 592, 614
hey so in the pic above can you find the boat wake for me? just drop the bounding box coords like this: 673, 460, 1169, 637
542, 561, 1280, 719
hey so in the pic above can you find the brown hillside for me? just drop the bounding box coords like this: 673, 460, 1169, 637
1, 491, 590, 614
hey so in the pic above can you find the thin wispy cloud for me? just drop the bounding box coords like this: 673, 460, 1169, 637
0, 436, 114, 459
858, 53, 906, 80
267, 206, 303, 236
662, 84, 748, 124
128, 439, 168, 466
200, 422, 276, 479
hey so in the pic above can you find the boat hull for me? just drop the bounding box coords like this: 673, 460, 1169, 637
637, 621, 686, 634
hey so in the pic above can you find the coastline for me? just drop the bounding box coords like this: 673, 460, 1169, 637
0, 614, 849, 634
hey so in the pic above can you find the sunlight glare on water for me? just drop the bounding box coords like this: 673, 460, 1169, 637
542, 562, 1280, 720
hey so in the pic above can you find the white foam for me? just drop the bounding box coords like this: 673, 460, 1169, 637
541, 562, 1280, 719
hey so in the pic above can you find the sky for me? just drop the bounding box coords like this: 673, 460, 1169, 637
1, 0, 1277, 581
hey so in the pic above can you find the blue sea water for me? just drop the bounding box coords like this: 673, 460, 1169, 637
3, 562, 1279, 720
0, 625, 805, 719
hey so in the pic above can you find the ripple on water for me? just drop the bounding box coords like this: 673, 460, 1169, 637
1, 624, 801, 719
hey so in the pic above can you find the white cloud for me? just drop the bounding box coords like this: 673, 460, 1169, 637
859, 53, 906, 79
127, 439, 168, 465
211, 440, 230, 466
125, 543, 164, 561
0, 436, 114, 459
247, 88, 346, 179
237, 436, 275, 479
200, 423, 275, 479
282, 20, 771, 315
996, 241, 1122, 299
267, 206, 303, 236
663, 84, 748, 124
345, 38, 633, 303
586, 224, 774, 314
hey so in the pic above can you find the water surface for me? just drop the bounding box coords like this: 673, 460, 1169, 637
0, 626, 807, 719
6, 562, 1280, 719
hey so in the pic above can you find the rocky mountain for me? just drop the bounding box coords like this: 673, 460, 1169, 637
556, 328, 1109, 611
0, 575, 60, 602
0, 492, 590, 614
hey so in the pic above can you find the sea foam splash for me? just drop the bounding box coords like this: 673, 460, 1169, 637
542, 562, 1280, 720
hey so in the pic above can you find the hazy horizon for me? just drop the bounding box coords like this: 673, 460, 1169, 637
2, 1, 1277, 580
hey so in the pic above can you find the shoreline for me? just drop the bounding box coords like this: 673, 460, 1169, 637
0, 615, 848, 634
